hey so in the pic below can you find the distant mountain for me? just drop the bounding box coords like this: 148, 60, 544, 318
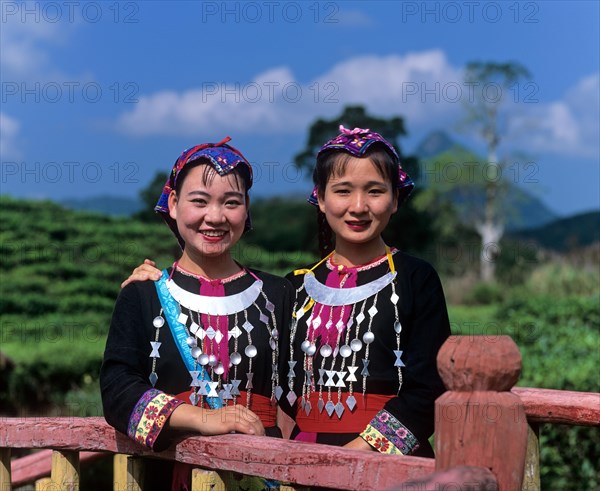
413, 130, 557, 231
60, 195, 143, 216
509, 211, 600, 252
414, 130, 461, 159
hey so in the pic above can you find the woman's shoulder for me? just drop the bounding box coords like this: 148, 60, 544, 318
284, 261, 320, 285
247, 268, 292, 288
392, 249, 440, 276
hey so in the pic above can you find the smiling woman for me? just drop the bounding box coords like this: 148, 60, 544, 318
168, 162, 249, 270
280, 126, 451, 459
100, 139, 292, 490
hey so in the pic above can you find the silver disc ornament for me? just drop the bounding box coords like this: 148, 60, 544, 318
362, 331, 375, 344
339, 344, 352, 358
350, 338, 363, 352
320, 344, 333, 357
245, 344, 258, 358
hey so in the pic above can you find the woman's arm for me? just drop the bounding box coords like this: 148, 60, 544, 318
352, 264, 451, 455
101, 283, 264, 451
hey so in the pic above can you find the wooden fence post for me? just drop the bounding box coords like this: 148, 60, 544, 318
435, 335, 528, 491
522, 423, 541, 491
0, 448, 10, 490
191, 468, 225, 491
35, 477, 52, 490
113, 453, 144, 491
51, 450, 79, 490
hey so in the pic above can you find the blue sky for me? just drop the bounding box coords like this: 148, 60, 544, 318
1, 0, 599, 217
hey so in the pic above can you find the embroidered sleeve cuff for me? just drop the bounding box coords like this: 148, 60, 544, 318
127, 388, 185, 450
359, 409, 420, 455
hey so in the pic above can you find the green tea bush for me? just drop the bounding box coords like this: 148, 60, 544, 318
525, 262, 600, 297
496, 293, 599, 490
465, 281, 506, 305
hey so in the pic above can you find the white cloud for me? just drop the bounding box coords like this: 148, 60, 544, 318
116, 50, 462, 137
313, 51, 462, 123
0, 4, 77, 81
510, 74, 600, 158
336, 9, 376, 27
114, 54, 599, 162
0, 113, 22, 159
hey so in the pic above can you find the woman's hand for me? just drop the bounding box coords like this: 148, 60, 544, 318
343, 436, 374, 451
169, 403, 265, 436
198, 405, 266, 436
120, 259, 162, 288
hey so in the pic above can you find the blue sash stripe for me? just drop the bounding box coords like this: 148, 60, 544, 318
155, 270, 223, 409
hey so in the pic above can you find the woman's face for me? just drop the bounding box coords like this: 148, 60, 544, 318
318, 156, 397, 250
169, 164, 248, 259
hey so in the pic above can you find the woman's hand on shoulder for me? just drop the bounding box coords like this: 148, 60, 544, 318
120, 259, 162, 288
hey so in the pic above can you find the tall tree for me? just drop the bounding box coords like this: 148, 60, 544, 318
134, 171, 168, 222
461, 61, 531, 282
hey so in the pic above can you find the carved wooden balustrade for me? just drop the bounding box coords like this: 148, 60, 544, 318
1, 336, 597, 490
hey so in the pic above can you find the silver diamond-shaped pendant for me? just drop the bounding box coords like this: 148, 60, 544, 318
390, 292, 399, 305
178, 313, 188, 325
286, 391, 297, 406
149, 372, 158, 386
259, 313, 269, 324
189, 392, 199, 406
275, 385, 283, 400
355, 312, 365, 325
230, 326, 242, 338
265, 301, 275, 313
242, 321, 254, 333
325, 320, 333, 330
325, 401, 335, 417
189, 322, 200, 335
318, 398, 325, 413
304, 401, 312, 416
205, 327, 216, 340
334, 402, 345, 418
215, 331, 224, 344
346, 395, 357, 411
368, 305, 378, 317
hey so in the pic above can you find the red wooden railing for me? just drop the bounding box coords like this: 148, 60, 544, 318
1, 336, 598, 490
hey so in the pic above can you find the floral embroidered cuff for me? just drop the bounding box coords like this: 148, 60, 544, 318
127, 388, 185, 449
360, 409, 420, 455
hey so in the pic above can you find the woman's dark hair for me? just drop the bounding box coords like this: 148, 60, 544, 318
313, 146, 399, 258
174, 158, 251, 199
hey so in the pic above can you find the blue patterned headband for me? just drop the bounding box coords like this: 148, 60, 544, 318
307, 126, 414, 206
155, 137, 253, 248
